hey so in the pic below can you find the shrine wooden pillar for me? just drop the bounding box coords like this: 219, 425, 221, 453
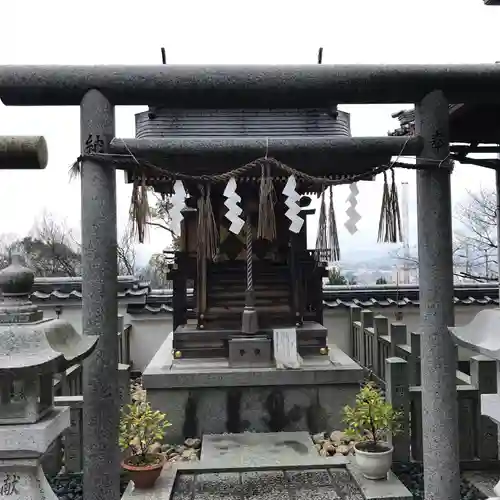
415, 91, 460, 500
80, 90, 120, 500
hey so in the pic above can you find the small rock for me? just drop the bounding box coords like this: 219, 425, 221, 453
337, 444, 350, 456
175, 445, 185, 454
322, 442, 335, 455
167, 451, 180, 460
184, 437, 201, 449
149, 442, 162, 454
334, 452, 344, 457
181, 449, 199, 461
329, 431, 346, 444
161, 445, 175, 454
312, 432, 325, 444
319, 448, 329, 457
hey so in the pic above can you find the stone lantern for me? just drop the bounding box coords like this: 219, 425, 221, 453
0, 254, 97, 499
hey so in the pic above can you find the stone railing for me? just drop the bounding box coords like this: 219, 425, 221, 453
349, 306, 498, 464
42, 322, 132, 475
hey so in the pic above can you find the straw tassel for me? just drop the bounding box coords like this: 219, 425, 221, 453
389, 169, 403, 243
197, 184, 219, 261
204, 184, 219, 260
129, 172, 150, 243
257, 164, 277, 241
315, 188, 328, 261
327, 185, 341, 262
377, 169, 403, 243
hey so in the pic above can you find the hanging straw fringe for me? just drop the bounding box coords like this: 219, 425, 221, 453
327, 186, 341, 261
197, 184, 219, 261
257, 164, 277, 241
69, 159, 81, 180
315, 188, 328, 261
377, 169, 403, 243
129, 172, 150, 244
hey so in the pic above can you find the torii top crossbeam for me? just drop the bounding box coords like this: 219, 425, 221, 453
2, 64, 500, 106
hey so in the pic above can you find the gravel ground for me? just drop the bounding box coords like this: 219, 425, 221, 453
48, 473, 130, 500
393, 463, 487, 500
48, 463, 488, 499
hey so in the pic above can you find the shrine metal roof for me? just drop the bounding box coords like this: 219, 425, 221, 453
126, 283, 500, 315
136, 108, 350, 139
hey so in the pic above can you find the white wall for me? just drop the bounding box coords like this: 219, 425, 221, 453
128, 316, 173, 372
323, 304, 495, 361
37, 302, 132, 333
38, 302, 493, 372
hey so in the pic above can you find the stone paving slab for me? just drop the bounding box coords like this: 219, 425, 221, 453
173, 468, 362, 500
122, 465, 412, 500
201, 432, 318, 464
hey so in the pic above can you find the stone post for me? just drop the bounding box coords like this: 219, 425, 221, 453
470, 355, 498, 460
80, 90, 120, 500
415, 90, 460, 500
385, 357, 410, 462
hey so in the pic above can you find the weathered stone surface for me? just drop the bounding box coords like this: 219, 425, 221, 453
201, 432, 317, 463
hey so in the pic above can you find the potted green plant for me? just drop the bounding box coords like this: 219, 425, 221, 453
119, 399, 172, 489
342, 382, 401, 480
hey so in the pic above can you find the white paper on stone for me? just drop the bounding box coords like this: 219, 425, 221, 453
223, 178, 245, 235
170, 180, 187, 236
283, 176, 304, 234
344, 182, 360, 235
273, 328, 303, 369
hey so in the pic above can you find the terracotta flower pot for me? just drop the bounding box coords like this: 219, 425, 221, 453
121, 453, 166, 489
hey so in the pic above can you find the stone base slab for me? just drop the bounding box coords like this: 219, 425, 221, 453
144, 342, 363, 444
122, 461, 411, 500
0, 407, 69, 459
144, 334, 362, 389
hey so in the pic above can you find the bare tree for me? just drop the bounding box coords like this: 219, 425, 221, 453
454, 187, 497, 281
147, 192, 181, 250
394, 187, 498, 282
117, 226, 137, 276
0, 233, 19, 269
22, 212, 81, 277
138, 253, 171, 288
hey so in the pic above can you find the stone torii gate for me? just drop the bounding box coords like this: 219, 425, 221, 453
1, 65, 499, 500
0, 135, 47, 170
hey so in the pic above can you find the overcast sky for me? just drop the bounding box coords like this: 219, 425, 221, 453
0, 0, 498, 266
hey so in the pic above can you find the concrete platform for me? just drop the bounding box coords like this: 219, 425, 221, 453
122, 463, 412, 500
143, 335, 364, 444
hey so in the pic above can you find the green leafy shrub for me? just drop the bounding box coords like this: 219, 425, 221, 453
342, 382, 401, 451
119, 400, 172, 466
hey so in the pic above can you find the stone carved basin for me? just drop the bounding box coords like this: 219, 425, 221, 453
448, 308, 500, 361
449, 308, 500, 499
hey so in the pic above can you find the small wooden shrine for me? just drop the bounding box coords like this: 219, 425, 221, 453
122, 106, 411, 364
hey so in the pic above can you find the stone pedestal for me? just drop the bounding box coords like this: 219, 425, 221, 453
143, 333, 363, 444
0, 408, 69, 499
449, 308, 500, 500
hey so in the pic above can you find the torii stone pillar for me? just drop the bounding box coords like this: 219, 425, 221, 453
416, 91, 460, 500
80, 90, 120, 500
